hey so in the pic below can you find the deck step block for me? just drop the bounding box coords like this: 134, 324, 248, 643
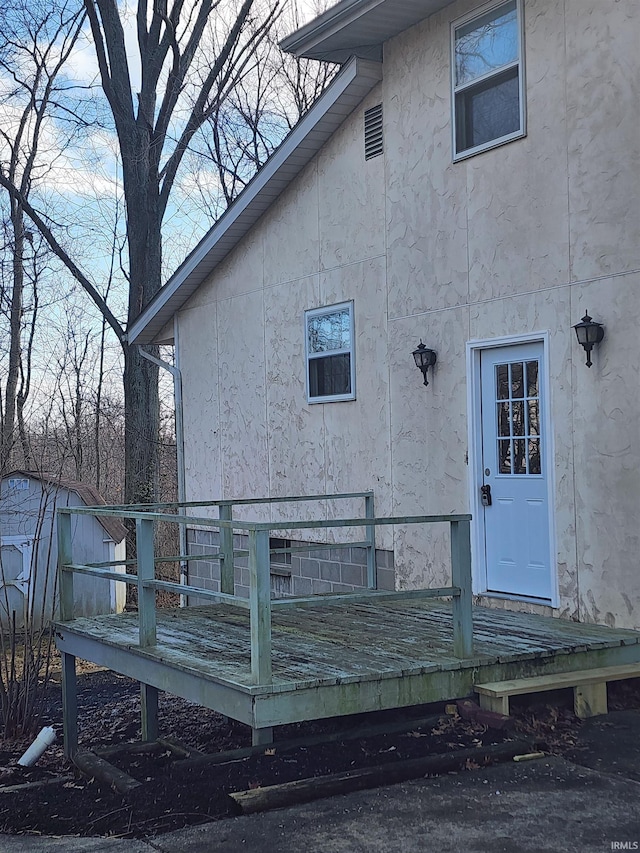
475, 663, 640, 719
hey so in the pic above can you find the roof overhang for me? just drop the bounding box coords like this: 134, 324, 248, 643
280, 0, 456, 64
128, 56, 382, 346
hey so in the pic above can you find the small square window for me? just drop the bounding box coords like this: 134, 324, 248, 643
270, 537, 292, 568
8, 478, 29, 491
305, 302, 355, 403
452, 0, 525, 159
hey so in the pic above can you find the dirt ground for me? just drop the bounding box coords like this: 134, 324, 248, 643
0, 668, 638, 839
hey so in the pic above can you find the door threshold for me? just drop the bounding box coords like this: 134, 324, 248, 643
481, 591, 554, 607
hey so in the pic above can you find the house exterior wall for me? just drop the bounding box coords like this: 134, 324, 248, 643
0, 479, 125, 626
177, 0, 640, 628
186, 528, 395, 600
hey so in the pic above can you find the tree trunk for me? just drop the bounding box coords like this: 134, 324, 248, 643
2, 206, 25, 473
123, 343, 159, 507
123, 167, 162, 509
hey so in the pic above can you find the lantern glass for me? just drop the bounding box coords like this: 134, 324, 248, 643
412, 342, 437, 385
573, 312, 604, 368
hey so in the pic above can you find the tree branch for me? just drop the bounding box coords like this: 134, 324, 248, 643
158, 0, 280, 215
0, 172, 124, 346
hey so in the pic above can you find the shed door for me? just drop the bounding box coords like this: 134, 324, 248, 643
479, 343, 552, 600
0, 538, 33, 628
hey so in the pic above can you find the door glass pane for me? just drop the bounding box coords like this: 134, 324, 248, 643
497, 401, 510, 437
511, 362, 524, 398
494, 356, 542, 476
528, 438, 541, 474
526, 361, 539, 397
511, 400, 524, 435
496, 364, 509, 399
498, 439, 511, 474
513, 439, 526, 474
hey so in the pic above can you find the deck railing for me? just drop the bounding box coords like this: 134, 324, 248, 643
57, 492, 473, 685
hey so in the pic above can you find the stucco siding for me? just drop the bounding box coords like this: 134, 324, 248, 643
565, 0, 640, 280
176, 0, 639, 627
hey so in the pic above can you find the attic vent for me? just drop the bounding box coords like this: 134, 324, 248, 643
364, 104, 383, 160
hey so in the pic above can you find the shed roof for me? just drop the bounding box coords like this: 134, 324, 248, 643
2, 471, 127, 544
127, 56, 382, 346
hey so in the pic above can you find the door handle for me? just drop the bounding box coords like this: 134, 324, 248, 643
480, 484, 492, 507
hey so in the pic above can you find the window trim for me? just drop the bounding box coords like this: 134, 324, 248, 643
305, 301, 356, 404
451, 0, 526, 161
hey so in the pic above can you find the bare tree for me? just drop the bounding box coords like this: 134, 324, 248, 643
190, 0, 336, 217
0, 0, 85, 473
0, 0, 340, 524
0, 0, 285, 511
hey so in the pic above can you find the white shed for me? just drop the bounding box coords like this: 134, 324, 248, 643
0, 471, 127, 629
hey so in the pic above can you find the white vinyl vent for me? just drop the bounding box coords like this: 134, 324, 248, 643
364, 104, 383, 160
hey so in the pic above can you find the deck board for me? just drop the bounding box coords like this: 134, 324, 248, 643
55, 600, 640, 732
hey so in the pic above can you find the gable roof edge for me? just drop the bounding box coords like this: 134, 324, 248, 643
128, 56, 383, 346
280, 0, 386, 59
280, 0, 456, 64
1, 470, 127, 544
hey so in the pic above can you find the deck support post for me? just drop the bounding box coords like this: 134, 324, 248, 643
136, 517, 157, 647
61, 652, 78, 758
219, 503, 234, 595
140, 683, 159, 741
365, 494, 377, 589
252, 726, 274, 746
451, 519, 473, 658
249, 529, 272, 685
58, 511, 74, 622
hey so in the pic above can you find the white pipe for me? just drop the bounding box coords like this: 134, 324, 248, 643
18, 726, 56, 766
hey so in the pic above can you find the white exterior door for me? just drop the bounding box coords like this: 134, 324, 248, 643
479, 342, 552, 600
0, 537, 33, 628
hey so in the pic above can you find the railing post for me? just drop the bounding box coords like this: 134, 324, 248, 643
365, 493, 377, 589
136, 517, 156, 647
249, 528, 272, 685
58, 510, 74, 622
219, 502, 234, 595
451, 519, 473, 658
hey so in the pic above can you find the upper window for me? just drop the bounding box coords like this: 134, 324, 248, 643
305, 302, 355, 403
452, 0, 525, 159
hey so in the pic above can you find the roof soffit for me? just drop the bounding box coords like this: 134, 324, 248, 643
280, 0, 457, 63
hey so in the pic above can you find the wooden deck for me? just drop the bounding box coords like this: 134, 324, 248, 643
54, 599, 640, 743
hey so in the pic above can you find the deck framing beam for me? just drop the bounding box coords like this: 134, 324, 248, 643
55, 606, 640, 742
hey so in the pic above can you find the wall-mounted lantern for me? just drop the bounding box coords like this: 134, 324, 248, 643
573, 312, 604, 368
412, 341, 437, 386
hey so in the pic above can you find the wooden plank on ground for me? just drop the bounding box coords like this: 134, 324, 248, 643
229, 740, 535, 814
73, 749, 142, 795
